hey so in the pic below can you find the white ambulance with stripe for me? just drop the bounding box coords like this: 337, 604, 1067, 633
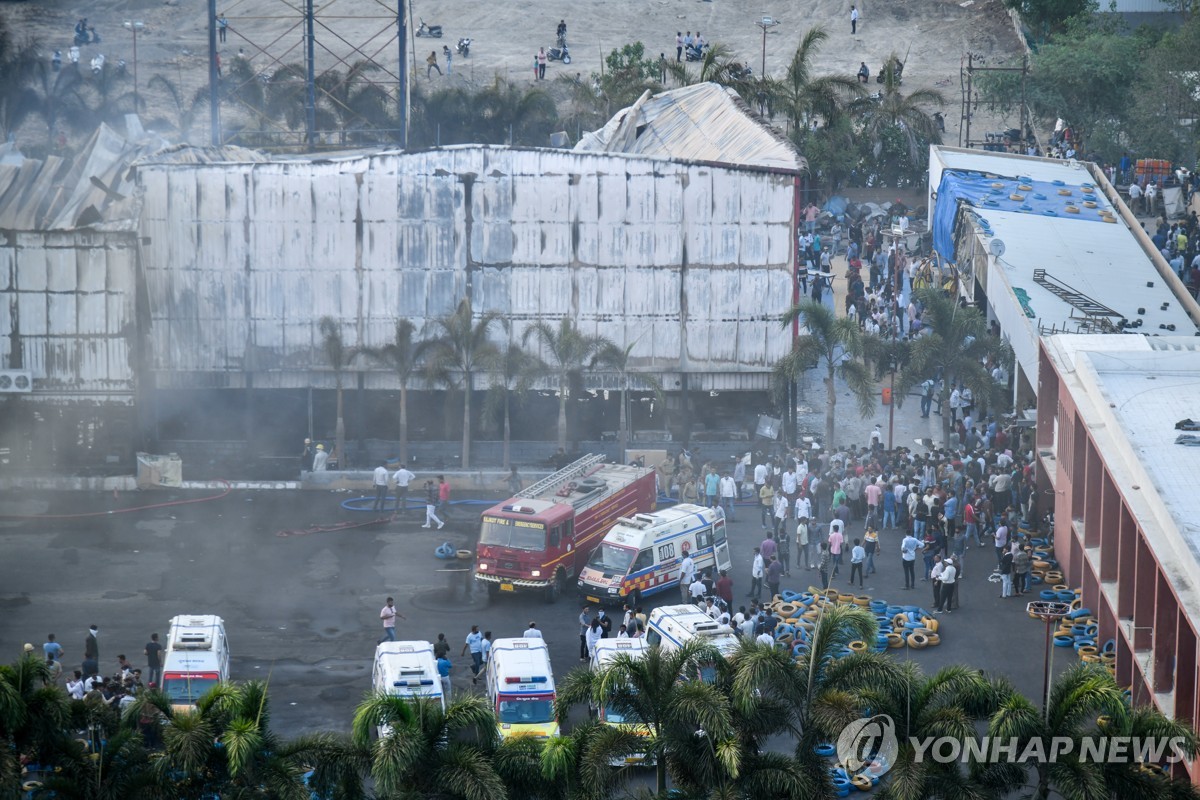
160, 615, 230, 713
485, 637, 559, 739
645, 604, 739, 682
372, 641, 444, 707
577, 504, 731, 606
590, 638, 653, 765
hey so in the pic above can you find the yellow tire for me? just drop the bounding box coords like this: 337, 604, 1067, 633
852, 775, 873, 790
921, 618, 939, 633
1033, 560, 1051, 570
925, 633, 941, 646
887, 633, 904, 648
1101, 652, 1116, 664
777, 632, 794, 644
893, 613, 909, 629
778, 603, 799, 617
853, 595, 871, 606
1081, 653, 1100, 663
784, 617, 800, 625
1010, 194, 1025, 202
849, 640, 868, 652
907, 633, 929, 649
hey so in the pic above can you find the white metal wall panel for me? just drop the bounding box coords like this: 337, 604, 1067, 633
136, 147, 796, 386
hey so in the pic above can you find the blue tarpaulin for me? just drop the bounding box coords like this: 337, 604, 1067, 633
823, 195, 849, 217
931, 169, 1115, 264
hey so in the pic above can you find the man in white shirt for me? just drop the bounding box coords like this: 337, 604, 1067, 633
773, 492, 790, 538
719, 473, 738, 521
794, 494, 812, 523
392, 463, 416, 515
749, 548, 765, 601
753, 461, 769, 491
523, 622, 543, 639
689, 576, 707, 601
756, 630, 775, 647
900, 532, 919, 589
936, 557, 957, 612
781, 467, 798, 498
372, 463, 391, 512
679, 552, 696, 603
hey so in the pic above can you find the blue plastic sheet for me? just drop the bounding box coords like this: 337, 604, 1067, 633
823, 195, 849, 216
931, 169, 1112, 264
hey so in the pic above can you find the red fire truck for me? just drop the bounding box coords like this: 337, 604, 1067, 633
475, 454, 656, 602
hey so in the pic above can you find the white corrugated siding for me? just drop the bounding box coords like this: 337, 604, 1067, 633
0, 231, 137, 397
136, 146, 797, 388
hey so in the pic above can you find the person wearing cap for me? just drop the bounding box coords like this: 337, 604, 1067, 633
935, 556, 957, 612
312, 443, 329, 471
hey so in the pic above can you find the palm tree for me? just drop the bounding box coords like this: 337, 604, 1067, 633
852, 54, 945, 165
664, 43, 748, 87
38, 728, 166, 800
146, 73, 209, 141
820, 659, 1003, 800
315, 59, 397, 144
592, 342, 664, 464
775, 27, 864, 135
126, 680, 329, 799
555, 639, 732, 794
352, 692, 506, 799
318, 316, 361, 467
0, 654, 70, 784
777, 300, 877, 450
982, 663, 1200, 800
539, 721, 645, 800
892, 288, 1013, 445
484, 340, 544, 469
367, 319, 433, 465
427, 298, 504, 469
523, 318, 613, 452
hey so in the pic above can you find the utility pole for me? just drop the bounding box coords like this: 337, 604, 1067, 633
755, 15, 779, 77
305, 0, 317, 147
397, 0, 407, 147
208, 0, 220, 145
123, 21, 144, 115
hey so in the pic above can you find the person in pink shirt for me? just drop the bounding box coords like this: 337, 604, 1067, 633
828, 522, 844, 577
864, 479, 882, 527
804, 202, 819, 234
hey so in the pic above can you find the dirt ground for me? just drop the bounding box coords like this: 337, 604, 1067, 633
2, 0, 1024, 149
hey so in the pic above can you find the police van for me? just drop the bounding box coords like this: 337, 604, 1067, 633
590, 638, 652, 765
577, 504, 731, 605
372, 641, 444, 708
160, 615, 230, 712
645, 605, 739, 682
485, 637, 559, 740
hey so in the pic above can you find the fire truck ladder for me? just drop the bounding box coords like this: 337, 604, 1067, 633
1032, 269, 1123, 323
516, 453, 609, 500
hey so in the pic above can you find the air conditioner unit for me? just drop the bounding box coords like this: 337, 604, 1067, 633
0, 371, 32, 393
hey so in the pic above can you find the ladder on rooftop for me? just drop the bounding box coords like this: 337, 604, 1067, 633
1032, 269, 1122, 320
516, 453, 608, 499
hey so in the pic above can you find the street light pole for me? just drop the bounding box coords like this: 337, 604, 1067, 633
123, 20, 144, 114
755, 15, 779, 77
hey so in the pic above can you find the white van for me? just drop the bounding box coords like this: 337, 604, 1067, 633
485, 638, 559, 740
372, 641, 444, 708
577, 504, 731, 605
645, 605, 739, 682
161, 615, 230, 712
590, 638, 652, 765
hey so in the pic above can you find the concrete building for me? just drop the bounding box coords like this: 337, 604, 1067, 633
1037, 334, 1200, 780
927, 146, 1200, 407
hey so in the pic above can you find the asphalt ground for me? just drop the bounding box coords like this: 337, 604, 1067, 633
0, 476, 1060, 737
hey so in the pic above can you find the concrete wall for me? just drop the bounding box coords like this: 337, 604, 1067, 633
134, 146, 798, 392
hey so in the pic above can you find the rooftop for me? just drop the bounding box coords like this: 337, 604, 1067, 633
574, 82, 805, 173
1047, 335, 1200, 596
927, 147, 1200, 383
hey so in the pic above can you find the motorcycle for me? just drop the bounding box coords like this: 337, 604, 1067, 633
547, 43, 570, 64
456, 37, 471, 58
416, 19, 442, 38
73, 26, 99, 46
684, 43, 707, 62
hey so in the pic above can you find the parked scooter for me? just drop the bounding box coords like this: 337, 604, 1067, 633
547, 43, 570, 64
684, 43, 707, 62
456, 37, 471, 58
416, 19, 443, 38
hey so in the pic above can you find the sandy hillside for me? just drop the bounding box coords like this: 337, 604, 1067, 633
1, 0, 1024, 147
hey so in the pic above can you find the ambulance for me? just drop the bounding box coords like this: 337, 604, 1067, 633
160, 615, 230, 712
371, 641, 444, 737
372, 641, 444, 709
590, 638, 653, 765
485, 638, 559, 739
645, 605, 739, 682
577, 504, 731, 606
